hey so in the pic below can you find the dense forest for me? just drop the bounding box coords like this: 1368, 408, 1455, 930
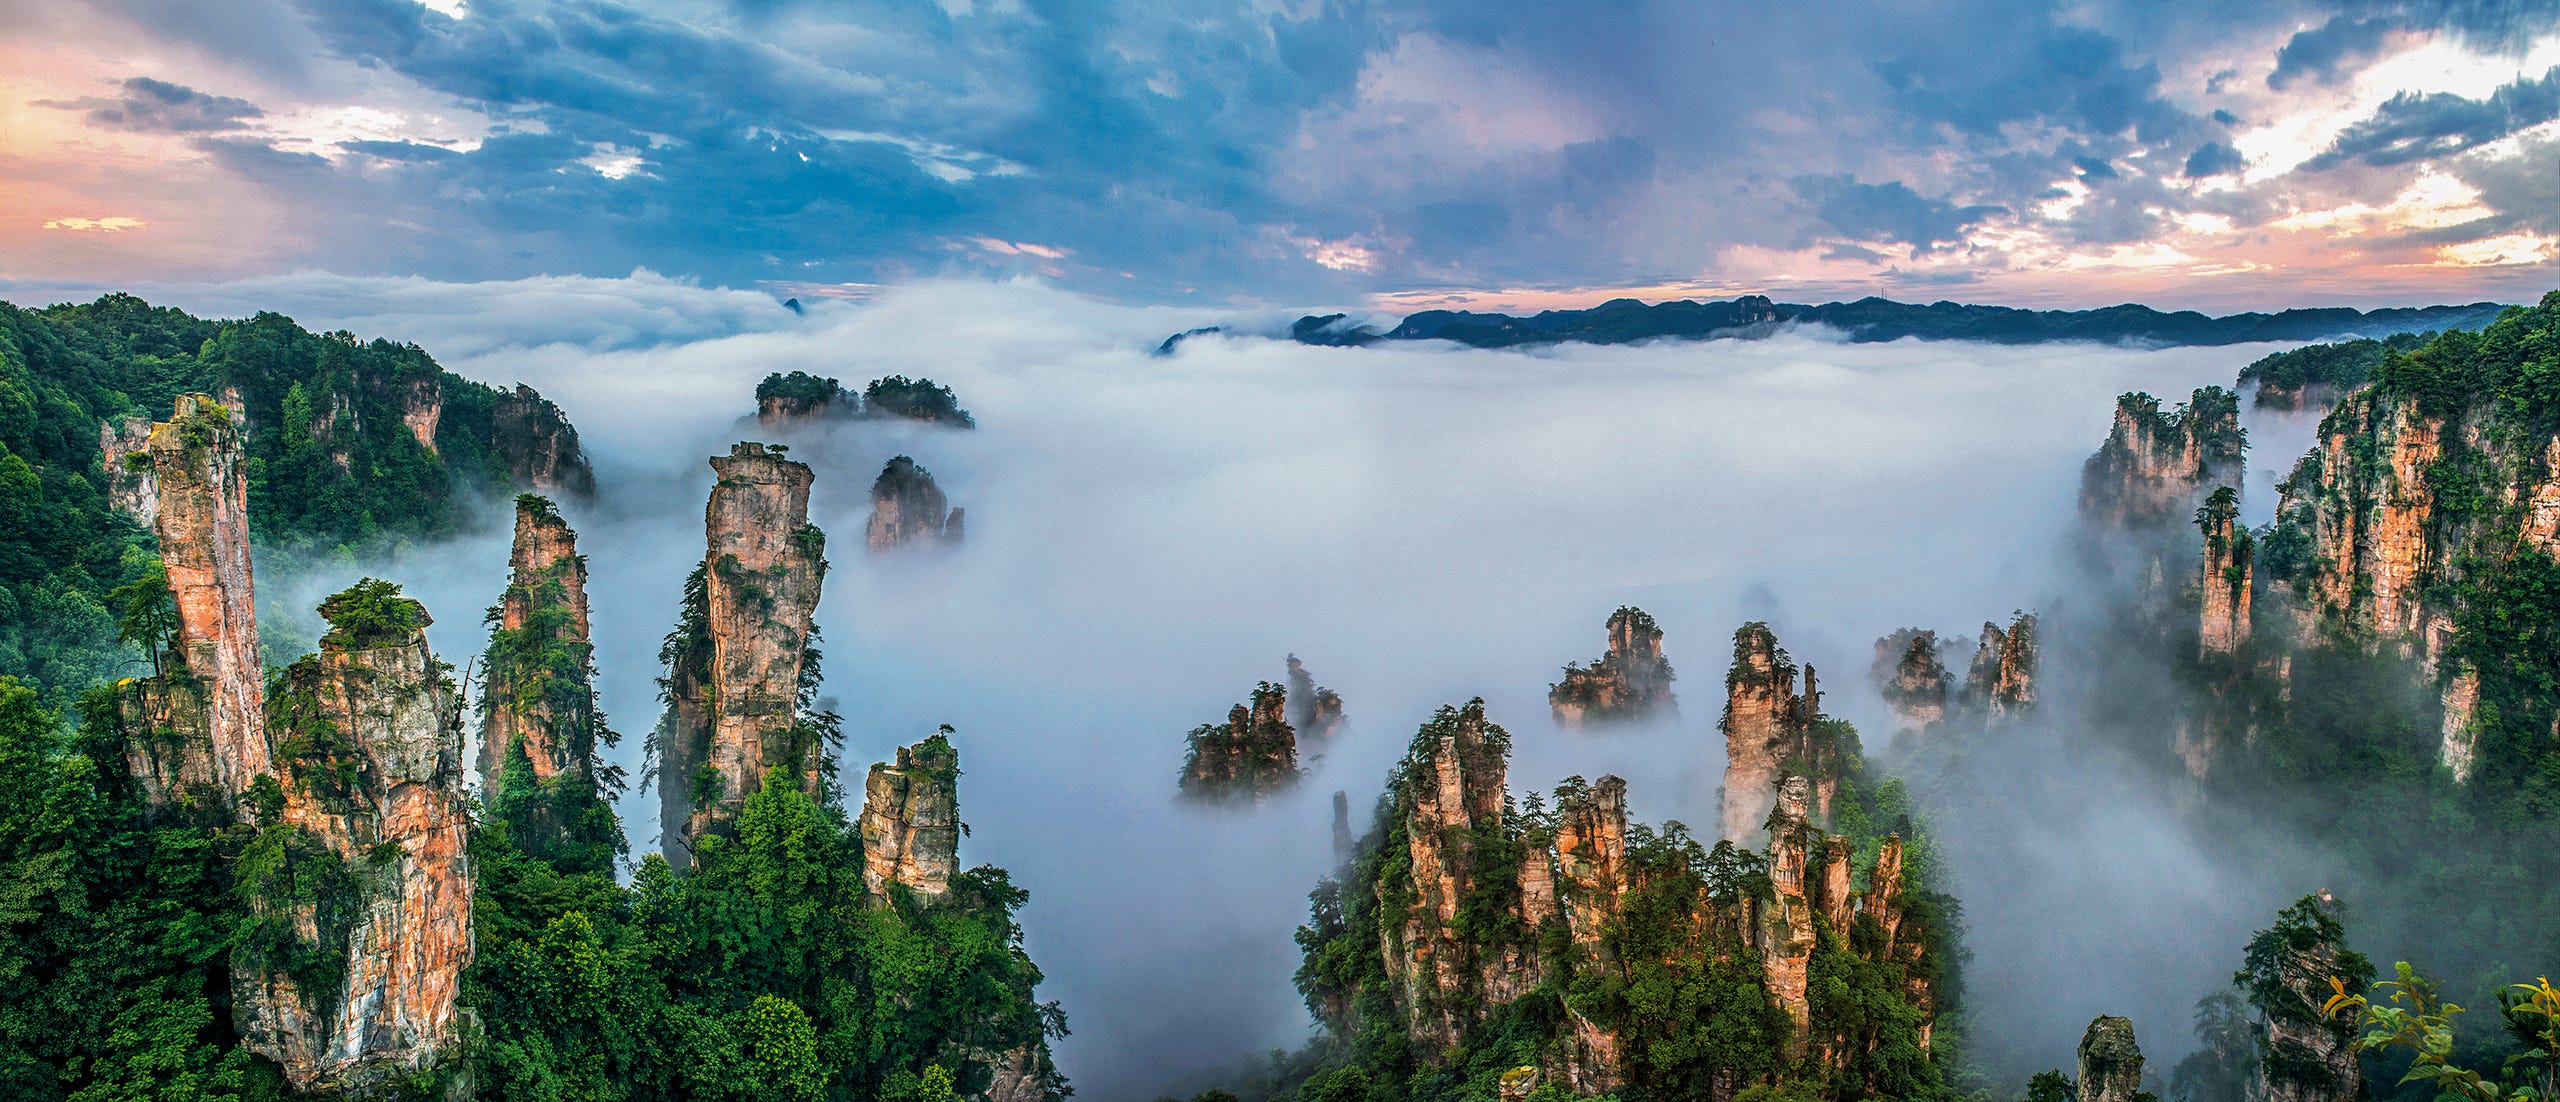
0, 294, 591, 712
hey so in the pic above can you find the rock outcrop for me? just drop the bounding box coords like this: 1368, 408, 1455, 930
1720, 623, 1833, 843
98, 413, 159, 524
478, 495, 619, 869
121, 394, 271, 813
239, 583, 471, 1094
491, 385, 598, 499
1309, 700, 1934, 1097
2081, 387, 2245, 531
859, 732, 960, 904
1382, 701, 1519, 1054
2077, 1016, 2145, 1102
2198, 486, 2253, 656
1550, 606, 1678, 727
1872, 628, 1951, 734
1178, 682, 1301, 802
658, 442, 829, 867
866, 455, 964, 553
398, 374, 441, 455
755, 371, 856, 427
1958, 613, 2038, 719
1286, 654, 1347, 742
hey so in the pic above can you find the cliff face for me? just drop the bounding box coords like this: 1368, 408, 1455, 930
1958, 613, 2038, 719
2198, 487, 2254, 656
479, 496, 593, 787
2263, 379, 2560, 778
117, 674, 217, 815
1550, 606, 1678, 727
1178, 682, 1301, 802
865, 455, 963, 552
661, 443, 830, 865
478, 495, 618, 869
132, 394, 272, 811
1720, 623, 1830, 843
2081, 387, 2245, 530
1314, 699, 1934, 1097
1382, 701, 1518, 1054
2077, 1017, 2145, 1102
859, 734, 960, 904
399, 375, 441, 455
99, 413, 160, 523
1872, 628, 1951, 734
1286, 654, 1347, 742
491, 384, 599, 499
241, 587, 471, 1094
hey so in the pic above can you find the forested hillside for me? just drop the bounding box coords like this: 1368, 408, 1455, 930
0, 293, 592, 710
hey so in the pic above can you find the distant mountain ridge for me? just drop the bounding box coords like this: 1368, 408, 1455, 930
1237, 294, 2515, 351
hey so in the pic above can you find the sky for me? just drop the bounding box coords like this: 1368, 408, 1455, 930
5, 0, 2560, 313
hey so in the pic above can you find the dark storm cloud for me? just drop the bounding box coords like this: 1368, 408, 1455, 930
1793, 175, 2007, 255
35, 76, 263, 132
2267, 15, 2394, 89
2184, 141, 2248, 177
2304, 65, 2560, 168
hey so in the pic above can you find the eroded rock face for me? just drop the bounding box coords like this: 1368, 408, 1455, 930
2077, 1016, 2145, 1102
865, 454, 963, 552
117, 675, 217, 816
2440, 668, 2481, 782
1720, 623, 1831, 844
141, 394, 272, 811
399, 375, 441, 455
492, 385, 598, 499
478, 496, 618, 869
1959, 613, 2038, 719
1177, 682, 1301, 802
1873, 628, 1950, 734
1319, 701, 1931, 1097
1551, 606, 1678, 727
241, 593, 470, 1094
2081, 387, 2245, 530
662, 443, 829, 865
2199, 487, 2254, 657
859, 734, 960, 904
1287, 654, 1347, 741
1386, 701, 1516, 1054
479, 496, 593, 787
99, 414, 159, 524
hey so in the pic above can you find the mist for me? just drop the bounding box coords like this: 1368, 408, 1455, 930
202, 276, 2322, 1099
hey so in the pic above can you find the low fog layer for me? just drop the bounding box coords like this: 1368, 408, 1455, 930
133, 277, 2322, 1097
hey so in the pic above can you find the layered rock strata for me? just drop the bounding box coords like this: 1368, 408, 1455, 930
866, 454, 964, 552
1550, 606, 1678, 727
98, 413, 159, 524
859, 733, 960, 904
478, 495, 618, 867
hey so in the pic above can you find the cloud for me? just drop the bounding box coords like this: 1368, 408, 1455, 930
34, 75, 264, 132
1794, 175, 2007, 255
41, 216, 148, 232
2267, 15, 2395, 90
2305, 65, 2560, 169
2185, 141, 2249, 177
